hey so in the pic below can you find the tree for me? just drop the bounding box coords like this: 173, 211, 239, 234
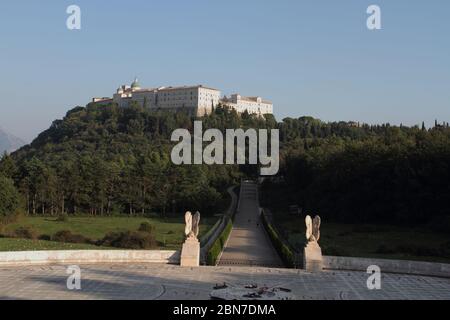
0, 174, 20, 218
0, 152, 17, 179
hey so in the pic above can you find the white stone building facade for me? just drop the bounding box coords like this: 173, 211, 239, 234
220, 94, 273, 115
92, 79, 273, 116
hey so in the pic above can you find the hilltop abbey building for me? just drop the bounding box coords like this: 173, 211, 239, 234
92, 78, 273, 117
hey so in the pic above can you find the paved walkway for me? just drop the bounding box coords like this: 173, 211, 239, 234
218, 181, 283, 267
1, 264, 449, 300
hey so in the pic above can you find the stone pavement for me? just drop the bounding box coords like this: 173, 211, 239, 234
1, 263, 449, 300
218, 181, 283, 267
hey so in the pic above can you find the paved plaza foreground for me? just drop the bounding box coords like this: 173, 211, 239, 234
1, 263, 449, 300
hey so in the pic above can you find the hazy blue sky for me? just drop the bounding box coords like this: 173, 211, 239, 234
1, 0, 449, 141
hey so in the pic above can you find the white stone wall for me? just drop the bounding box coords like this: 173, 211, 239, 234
0, 250, 181, 266
157, 87, 200, 110
222, 94, 273, 115
322, 256, 450, 278
197, 87, 221, 116
113, 92, 132, 108
131, 90, 158, 108
128, 86, 221, 116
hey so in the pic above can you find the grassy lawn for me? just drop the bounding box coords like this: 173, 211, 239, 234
0, 216, 217, 251
270, 211, 450, 264
0, 238, 104, 251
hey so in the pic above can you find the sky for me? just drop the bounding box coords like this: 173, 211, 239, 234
0, 0, 449, 142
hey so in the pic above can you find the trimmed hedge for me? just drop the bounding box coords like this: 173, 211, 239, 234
231, 186, 239, 221
200, 218, 222, 247
206, 218, 233, 266
261, 211, 295, 267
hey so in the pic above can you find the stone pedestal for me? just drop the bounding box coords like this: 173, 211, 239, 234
180, 237, 200, 267
303, 241, 323, 272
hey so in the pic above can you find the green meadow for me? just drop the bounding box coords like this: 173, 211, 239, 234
0, 216, 217, 251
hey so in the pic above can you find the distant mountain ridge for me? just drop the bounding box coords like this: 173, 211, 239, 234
0, 128, 26, 154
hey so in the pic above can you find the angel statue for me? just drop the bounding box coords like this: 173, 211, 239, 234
305, 215, 321, 243
184, 211, 201, 239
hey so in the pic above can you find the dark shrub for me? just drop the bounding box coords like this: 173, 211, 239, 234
38, 234, 51, 241
100, 231, 157, 249
52, 230, 91, 244
99, 232, 122, 247
14, 226, 38, 240
167, 230, 174, 235
138, 222, 155, 234
52, 230, 73, 242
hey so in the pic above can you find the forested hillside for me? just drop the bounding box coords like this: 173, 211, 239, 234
1, 102, 449, 228
267, 117, 450, 227
1, 103, 263, 217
